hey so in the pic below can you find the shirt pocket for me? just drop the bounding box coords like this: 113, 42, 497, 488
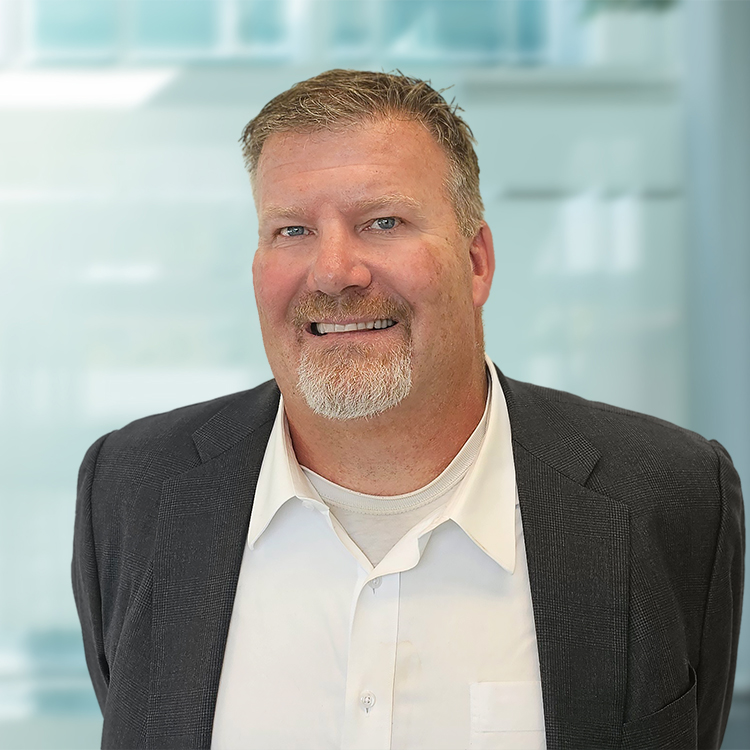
469, 681, 546, 750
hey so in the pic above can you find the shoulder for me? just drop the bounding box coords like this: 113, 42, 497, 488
509, 375, 715, 458
500, 372, 744, 590
77, 379, 280, 587
81, 378, 280, 489
500, 372, 732, 515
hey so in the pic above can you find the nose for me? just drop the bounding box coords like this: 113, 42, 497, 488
308, 226, 372, 296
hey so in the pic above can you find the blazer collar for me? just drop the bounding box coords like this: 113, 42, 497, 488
498, 369, 629, 750
191, 379, 281, 463
498, 368, 601, 486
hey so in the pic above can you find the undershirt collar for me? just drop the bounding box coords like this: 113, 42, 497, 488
301, 382, 489, 515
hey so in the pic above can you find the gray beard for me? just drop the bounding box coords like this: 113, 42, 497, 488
297, 340, 412, 420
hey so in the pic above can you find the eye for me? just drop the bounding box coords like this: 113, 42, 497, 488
279, 226, 307, 237
368, 217, 400, 231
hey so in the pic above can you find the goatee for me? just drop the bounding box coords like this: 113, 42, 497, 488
293, 293, 413, 420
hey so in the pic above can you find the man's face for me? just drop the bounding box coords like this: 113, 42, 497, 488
252, 118, 493, 420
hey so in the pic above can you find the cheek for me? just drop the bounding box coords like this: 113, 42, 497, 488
413, 261, 477, 342
411, 253, 472, 306
253, 252, 300, 322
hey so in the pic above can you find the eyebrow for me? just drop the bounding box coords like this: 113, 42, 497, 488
350, 193, 422, 214
261, 193, 423, 222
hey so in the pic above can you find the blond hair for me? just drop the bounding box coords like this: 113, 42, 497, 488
240, 69, 484, 237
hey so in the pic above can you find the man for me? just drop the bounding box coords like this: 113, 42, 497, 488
73, 70, 744, 750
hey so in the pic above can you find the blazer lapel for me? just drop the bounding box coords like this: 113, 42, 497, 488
501, 373, 630, 750
146, 383, 279, 749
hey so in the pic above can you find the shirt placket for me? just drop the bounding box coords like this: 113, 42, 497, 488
341, 570, 400, 750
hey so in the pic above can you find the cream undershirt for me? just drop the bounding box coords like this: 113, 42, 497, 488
302, 385, 490, 565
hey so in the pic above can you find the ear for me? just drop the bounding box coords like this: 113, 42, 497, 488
469, 222, 495, 308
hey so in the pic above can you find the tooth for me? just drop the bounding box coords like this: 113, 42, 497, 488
357, 322, 367, 330
374, 320, 382, 329
334, 324, 345, 332
344, 323, 357, 332
318, 323, 333, 334
366, 321, 374, 330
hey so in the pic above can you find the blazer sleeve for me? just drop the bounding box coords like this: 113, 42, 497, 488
72, 432, 112, 713
697, 440, 745, 749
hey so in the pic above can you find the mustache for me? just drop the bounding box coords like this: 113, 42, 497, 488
291, 292, 411, 328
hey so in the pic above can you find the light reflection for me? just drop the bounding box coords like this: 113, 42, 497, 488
0, 70, 178, 110
534, 191, 643, 275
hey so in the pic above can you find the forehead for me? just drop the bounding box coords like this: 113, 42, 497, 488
253, 119, 452, 211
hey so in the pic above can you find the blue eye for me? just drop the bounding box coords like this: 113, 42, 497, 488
372, 217, 398, 230
281, 226, 306, 237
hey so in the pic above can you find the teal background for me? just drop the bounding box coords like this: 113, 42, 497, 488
0, 1, 747, 747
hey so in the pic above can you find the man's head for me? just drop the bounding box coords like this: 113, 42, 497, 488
245, 71, 494, 423
241, 69, 484, 238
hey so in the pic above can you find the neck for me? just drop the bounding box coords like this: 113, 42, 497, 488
284, 355, 489, 495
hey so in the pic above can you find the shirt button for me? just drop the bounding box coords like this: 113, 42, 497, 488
360, 690, 376, 713
369, 577, 382, 590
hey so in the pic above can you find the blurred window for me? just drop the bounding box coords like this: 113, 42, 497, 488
23, 0, 677, 68
33, 0, 119, 61
236, 0, 286, 46
132, 0, 217, 53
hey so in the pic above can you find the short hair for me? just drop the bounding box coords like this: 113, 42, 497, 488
240, 69, 484, 237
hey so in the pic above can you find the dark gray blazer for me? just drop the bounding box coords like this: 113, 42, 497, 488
72, 369, 744, 749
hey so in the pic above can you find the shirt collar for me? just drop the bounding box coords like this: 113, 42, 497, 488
444, 355, 517, 574
248, 355, 518, 574
246, 398, 322, 550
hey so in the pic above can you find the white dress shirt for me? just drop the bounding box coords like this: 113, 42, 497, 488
212, 359, 546, 750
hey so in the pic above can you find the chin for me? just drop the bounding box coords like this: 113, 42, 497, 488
297, 341, 412, 421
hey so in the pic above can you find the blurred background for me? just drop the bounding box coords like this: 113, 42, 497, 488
0, 0, 747, 747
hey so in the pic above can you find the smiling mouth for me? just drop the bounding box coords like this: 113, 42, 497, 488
310, 319, 397, 336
